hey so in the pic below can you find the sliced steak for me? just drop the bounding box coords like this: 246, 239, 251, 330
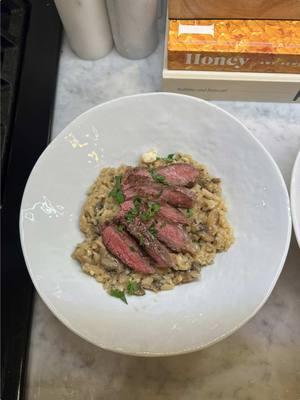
122, 219, 174, 268
123, 167, 150, 187
138, 183, 163, 199
157, 163, 199, 187
123, 182, 194, 209
155, 219, 196, 254
102, 224, 154, 274
161, 187, 195, 208
122, 186, 138, 200
122, 167, 150, 199
123, 182, 162, 201
158, 203, 188, 225
117, 199, 135, 219
123, 177, 151, 195
117, 199, 188, 226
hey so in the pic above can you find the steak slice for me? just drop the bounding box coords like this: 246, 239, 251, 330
158, 203, 188, 225
117, 199, 135, 219
123, 167, 150, 187
102, 224, 154, 274
123, 182, 162, 201
124, 164, 199, 188
122, 186, 138, 200
155, 219, 196, 254
138, 184, 163, 199
157, 163, 199, 187
161, 187, 195, 208
123, 182, 194, 209
122, 219, 174, 268
122, 167, 151, 199
117, 199, 188, 227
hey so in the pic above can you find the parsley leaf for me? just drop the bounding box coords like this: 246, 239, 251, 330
133, 197, 142, 208
149, 201, 161, 213
127, 281, 140, 295
125, 197, 142, 223
109, 176, 125, 204
149, 223, 158, 237
149, 168, 166, 184
187, 208, 193, 218
156, 153, 176, 163
125, 207, 138, 222
166, 153, 175, 162
110, 289, 128, 304
117, 224, 125, 232
141, 201, 161, 222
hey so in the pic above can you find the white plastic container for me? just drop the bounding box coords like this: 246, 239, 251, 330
54, 0, 113, 60
106, 0, 159, 59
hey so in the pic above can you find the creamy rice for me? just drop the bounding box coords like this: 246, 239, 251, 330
72, 153, 234, 297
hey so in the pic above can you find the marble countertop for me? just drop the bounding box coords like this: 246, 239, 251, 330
26, 32, 300, 399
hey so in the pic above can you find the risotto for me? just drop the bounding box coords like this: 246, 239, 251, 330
72, 152, 234, 302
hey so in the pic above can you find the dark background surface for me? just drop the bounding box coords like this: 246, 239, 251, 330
1, 1, 62, 399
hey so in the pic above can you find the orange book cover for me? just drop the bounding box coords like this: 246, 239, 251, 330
168, 20, 300, 73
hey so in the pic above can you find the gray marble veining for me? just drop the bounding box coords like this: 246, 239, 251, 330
25, 32, 300, 400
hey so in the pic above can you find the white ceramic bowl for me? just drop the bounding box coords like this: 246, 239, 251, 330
291, 150, 300, 247
20, 93, 291, 356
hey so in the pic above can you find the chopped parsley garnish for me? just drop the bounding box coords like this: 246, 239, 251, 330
133, 197, 142, 208
165, 153, 175, 162
117, 224, 125, 232
149, 168, 166, 184
129, 246, 136, 252
109, 175, 125, 204
110, 289, 127, 304
125, 197, 142, 223
125, 207, 138, 223
149, 223, 158, 237
141, 201, 161, 222
127, 281, 140, 295
156, 153, 176, 163
187, 208, 193, 218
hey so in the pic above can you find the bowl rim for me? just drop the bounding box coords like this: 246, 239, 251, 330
291, 150, 300, 248
19, 92, 292, 356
